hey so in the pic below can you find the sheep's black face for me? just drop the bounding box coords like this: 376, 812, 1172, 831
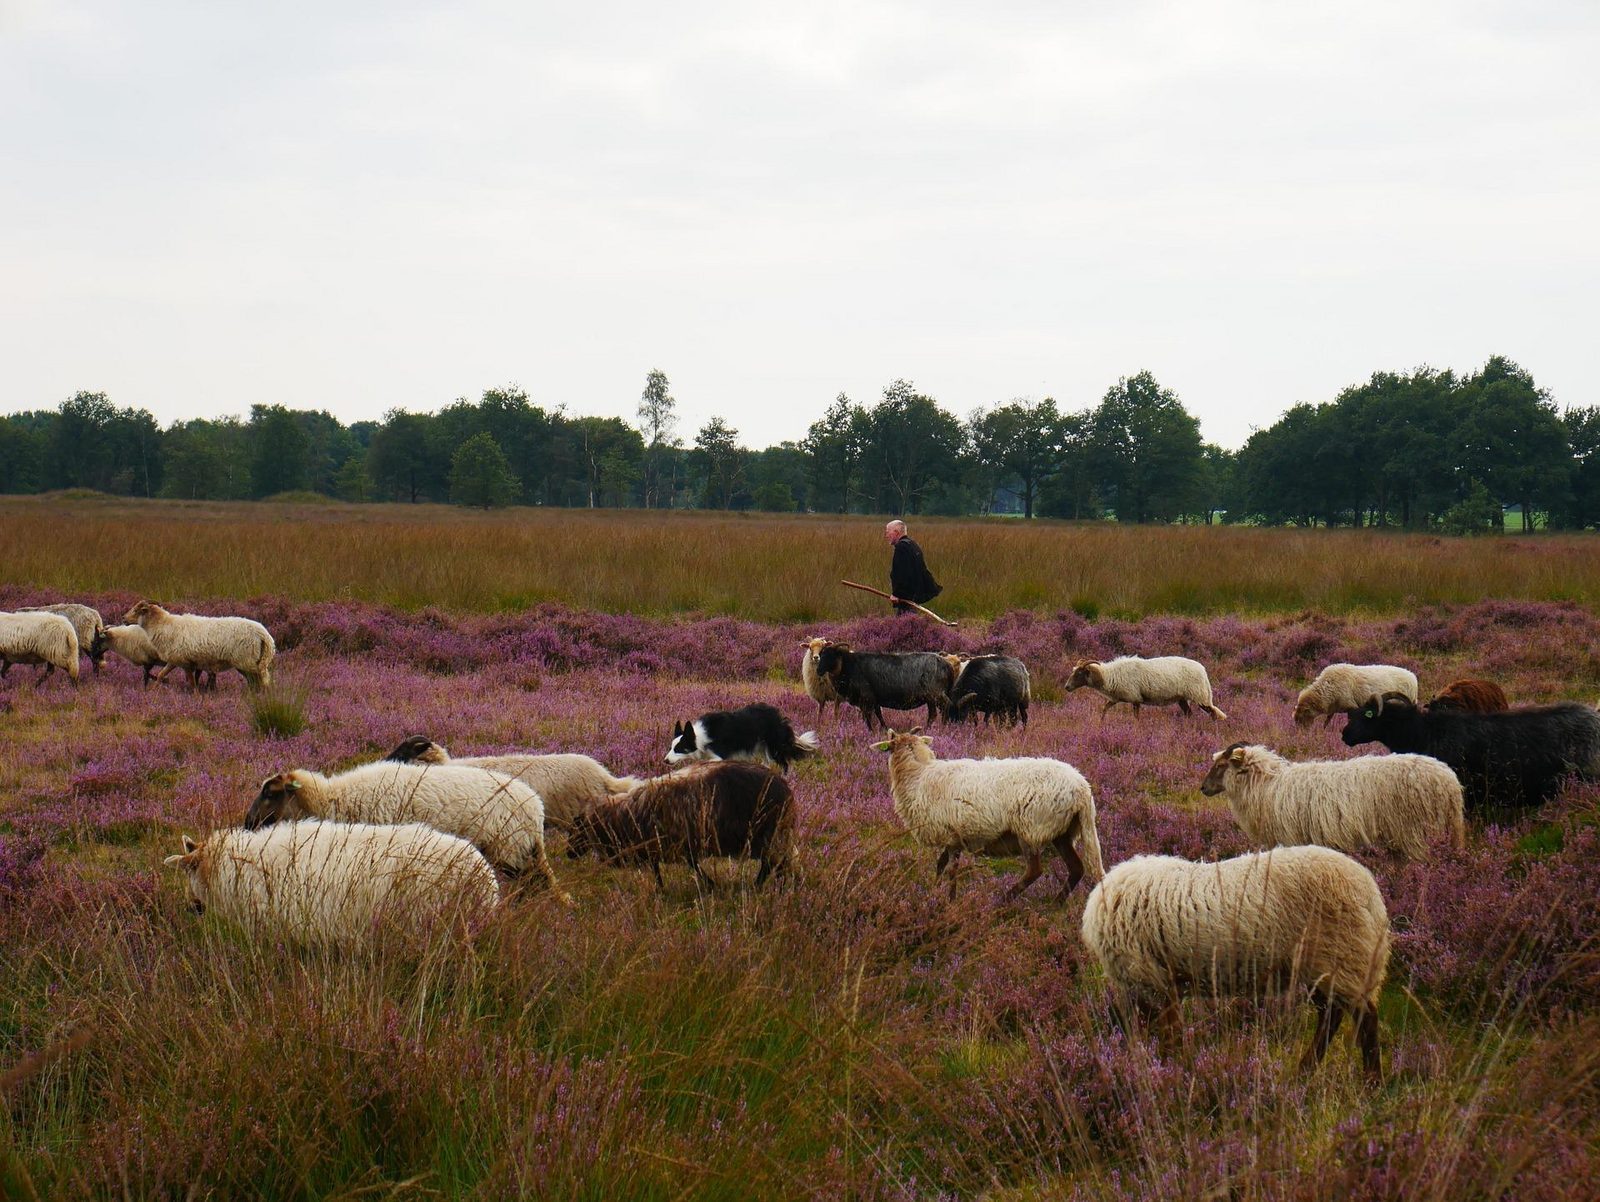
815, 646, 847, 679
1341, 708, 1381, 747
244, 774, 296, 829
386, 735, 433, 763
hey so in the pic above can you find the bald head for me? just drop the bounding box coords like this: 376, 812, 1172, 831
884, 520, 906, 544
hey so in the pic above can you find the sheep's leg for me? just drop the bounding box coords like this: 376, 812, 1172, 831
1100, 699, 1117, 721
35, 664, 55, 689
755, 853, 786, 888
1132, 702, 1142, 717
1053, 825, 1085, 900
0, 660, 9, 678
1177, 699, 1192, 716
1322, 713, 1334, 728
938, 849, 961, 899
526, 842, 574, 906
1356, 1006, 1383, 1084
1006, 852, 1044, 900
1301, 990, 1344, 1070
687, 853, 719, 893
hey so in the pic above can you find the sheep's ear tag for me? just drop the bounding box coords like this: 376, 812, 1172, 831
286, 779, 300, 791
870, 739, 892, 752
182, 835, 198, 854
1363, 709, 1375, 719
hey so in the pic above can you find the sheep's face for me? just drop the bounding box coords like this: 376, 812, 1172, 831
800, 637, 834, 658
123, 600, 157, 626
1292, 697, 1318, 727
815, 644, 850, 680
1340, 693, 1412, 747
386, 735, 447, 765
163, 835, 208, 914
1065, 662, 1101, 692
1200, 744, 1248, 796
873, 728, 933, 761
245, 772, 311, 829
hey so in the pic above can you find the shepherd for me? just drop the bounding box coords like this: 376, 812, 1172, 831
884, 520, 941, 617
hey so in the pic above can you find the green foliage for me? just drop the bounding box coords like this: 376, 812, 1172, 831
333, 450, 372, 502
693, 416, 747, 509
1439, 480, 1503, 536
247, 405, 311, 498
1089, 371, 1206, 523
856, 380, 966, 515
248, 684, 309, 738
638, 369, 680, 509
449, 433, 520, 509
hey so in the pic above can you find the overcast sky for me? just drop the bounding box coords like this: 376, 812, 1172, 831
2, 0, 1595, 450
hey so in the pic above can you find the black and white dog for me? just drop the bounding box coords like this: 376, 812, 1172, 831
665, 703, 820, 773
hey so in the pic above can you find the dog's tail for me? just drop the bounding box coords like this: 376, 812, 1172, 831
794, 730, 821, 755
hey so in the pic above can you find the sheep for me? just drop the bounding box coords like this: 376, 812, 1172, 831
242, 761, 570, 901
384, 736, 642, 830
1426, 678, 1510, 713
1066, 656, 1225, 720
1080, 847, 1390, 1082
1294, 663, 1417, 727
875, 728, 1103, 901
566, 760, 795, 890
1200, 742, 1465, 861
123, 600, 275, 691
164, 821, 499, 948
799, 637, 846, 720
99, 624, 168, 687
19, 604, 106, 674
814, 644, 957, 730
0, 611, 80, 686
1341, 692, 1600, 812
943, 654, 1031, 727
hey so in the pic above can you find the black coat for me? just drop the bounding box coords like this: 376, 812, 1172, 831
890, 536, 941, 605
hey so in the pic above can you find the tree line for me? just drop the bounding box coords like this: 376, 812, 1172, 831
2, 356, 1596, 530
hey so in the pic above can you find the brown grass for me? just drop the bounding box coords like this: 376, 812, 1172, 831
3, 496, 1598, 619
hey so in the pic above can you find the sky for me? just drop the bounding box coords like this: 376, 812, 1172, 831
2, 0, 1596, 451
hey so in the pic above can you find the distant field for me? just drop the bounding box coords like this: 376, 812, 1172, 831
3, 496, 1599, 619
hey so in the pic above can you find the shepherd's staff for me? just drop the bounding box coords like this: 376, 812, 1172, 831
840, 580, 958, 627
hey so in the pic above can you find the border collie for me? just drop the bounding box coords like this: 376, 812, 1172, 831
665, 703, 820, 772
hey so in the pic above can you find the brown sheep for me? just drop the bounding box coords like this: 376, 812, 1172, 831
566, 761, 795, 890
1425, 679, 1510, 713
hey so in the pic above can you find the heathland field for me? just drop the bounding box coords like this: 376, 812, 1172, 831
8, 496, 1600, 618
3, 510, 1600, 1198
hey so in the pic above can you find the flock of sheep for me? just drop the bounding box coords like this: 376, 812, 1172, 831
10, 598, 1600, 1085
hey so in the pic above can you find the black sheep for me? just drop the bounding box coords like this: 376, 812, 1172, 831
946, 655, 1032, 727
813, 644, 956, 731
1341, 692, 1600, 812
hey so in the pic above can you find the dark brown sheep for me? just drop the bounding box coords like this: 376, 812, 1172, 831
566, 761, 795, 890
1425, 679, 1510, 714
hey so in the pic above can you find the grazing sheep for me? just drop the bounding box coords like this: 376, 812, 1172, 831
1426, 679, 1510, 714
164, 821, 499, 948
1066, 656, 1225, 720
0, 611, 80, 686
1200, 743, 1465, 861
1342, 692, 1600, 812
100, 624, 167, 687
566, 760, 795, 890
814, 644, 957, 730
243, 761, 569, 901
799, 637, 846, 720
124, 600, 275, 691
1081, 847, 1390, 1082
1294, 664, 1417, 727
19, 604, 105, 674
875, 728, 1103, 901
943, 654, 1031, 727
384, 736, 642, 830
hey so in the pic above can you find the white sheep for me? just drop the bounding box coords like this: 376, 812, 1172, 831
1294, 663, 1417, 727
875, 728, 1103, 900
100, 624, 167, 687
383, 736, 643, 830
799, 637, 845, 719
1066, 656, 1225, 720
1201, 743, 1465, 861
0, 611, 80, 685
1081, 846, 1390, 1081
164, 821, 499, 948
244, 761, 570, 902
19, 604, 105, 674
123, 600, 275, 691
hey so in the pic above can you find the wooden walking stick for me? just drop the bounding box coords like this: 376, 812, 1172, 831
840, 580, 958, 627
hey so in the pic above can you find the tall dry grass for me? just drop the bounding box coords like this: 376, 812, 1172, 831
4, 495, 1599, 619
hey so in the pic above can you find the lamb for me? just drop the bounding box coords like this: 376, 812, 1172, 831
164, 821, 499, 948
943, 654, 1031, 727
1294, 663, 1417, 727
813, 644, 957, 730
1200, 742, 1465, 861
123, 600, 275, 691
566, 760, 795, 890
242, 761, 569, 901
875, 728, 1103, 901
1066, 656, 1225, 720
0, 611, 80, 686
383, 736, 642, 830
1341, 692, 1600, 812
19, 604, 106, 674
1426, 678, 1510, 713
799, 637, 846, 720
1080, 847, 1390, 1082
99, 624, 167, 687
